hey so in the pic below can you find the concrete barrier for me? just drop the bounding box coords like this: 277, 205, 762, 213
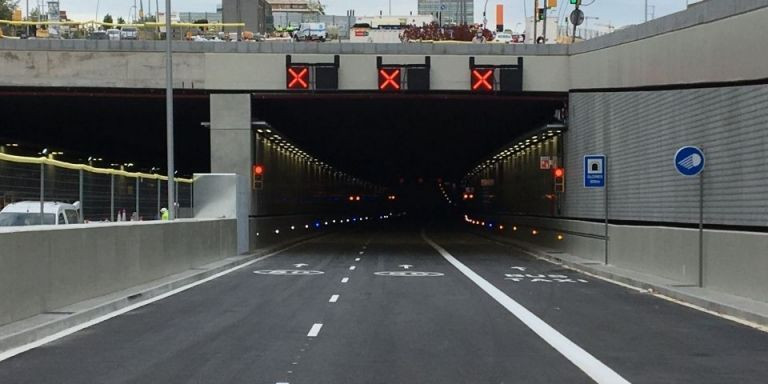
469, 214, 768, 304
0, 219, 236, 327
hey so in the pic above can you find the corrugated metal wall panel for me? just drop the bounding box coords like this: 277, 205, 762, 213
565, 85, 768, 227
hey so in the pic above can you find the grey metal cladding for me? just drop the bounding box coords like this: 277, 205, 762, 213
565, 85, 768, 227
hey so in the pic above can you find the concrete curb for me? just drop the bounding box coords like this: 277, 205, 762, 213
0, 232, 327, 355
471, 230, 768, 329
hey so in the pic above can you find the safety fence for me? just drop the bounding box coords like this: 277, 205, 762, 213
0, 153, 193, 222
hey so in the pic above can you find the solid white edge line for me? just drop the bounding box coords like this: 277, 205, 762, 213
0, 244, 299, 363
341, 277, 349, 283
307, 323, 323, 337
329, 294, 339, 303
421, 231, 631, 384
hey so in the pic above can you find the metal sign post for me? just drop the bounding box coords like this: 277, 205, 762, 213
584, 155, 607, 263
674, 146, 706, 287
165, 0, 176, 220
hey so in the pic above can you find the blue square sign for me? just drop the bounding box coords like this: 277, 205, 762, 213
584, 155, 606, 188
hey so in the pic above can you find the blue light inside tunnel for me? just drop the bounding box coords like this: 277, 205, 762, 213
315, 222, 321, 228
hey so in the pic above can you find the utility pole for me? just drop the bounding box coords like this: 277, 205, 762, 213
165, 0, 176, 220
533, 0, 538, 44
542, 4, 547, 43
645, 0, 648, 22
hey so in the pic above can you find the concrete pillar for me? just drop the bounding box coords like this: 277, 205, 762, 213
210, 93, 253, 254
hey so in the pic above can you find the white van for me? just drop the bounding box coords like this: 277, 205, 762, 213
0, 201, 81, 226
293, 23, 327, 42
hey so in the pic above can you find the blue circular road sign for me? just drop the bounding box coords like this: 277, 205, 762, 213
674, 146, 705, 176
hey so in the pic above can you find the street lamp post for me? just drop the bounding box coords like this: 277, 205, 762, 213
165, 0, 176, 219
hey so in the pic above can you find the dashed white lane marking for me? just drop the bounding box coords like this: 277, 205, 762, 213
329, 294, 339, 303
349, 265, 356, 271
355, 257, 361, 262
0, 243, 305, 363
359, 251, 365, 255
341, 277, 349, 283
307, 323, 323, 337
422, 231, 631, 384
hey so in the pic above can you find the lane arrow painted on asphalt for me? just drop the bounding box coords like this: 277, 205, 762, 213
399, 264, 413, 270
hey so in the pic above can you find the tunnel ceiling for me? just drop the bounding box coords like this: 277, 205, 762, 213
0, 89, 565, 186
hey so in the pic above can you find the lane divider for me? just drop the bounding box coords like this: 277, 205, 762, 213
307, 323, 323, 337
329, 295, 339, 303
421, 230, 631, 384
341, 277, 349, 283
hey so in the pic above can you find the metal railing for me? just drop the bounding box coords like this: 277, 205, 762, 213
0, 153, 193, 222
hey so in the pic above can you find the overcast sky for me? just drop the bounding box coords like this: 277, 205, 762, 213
52, 1, 692, 31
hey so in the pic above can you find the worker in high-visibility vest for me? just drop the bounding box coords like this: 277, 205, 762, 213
160, 207, 169, 221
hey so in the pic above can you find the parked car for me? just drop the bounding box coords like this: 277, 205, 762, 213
89, 31, 108, 40
494, 32, 514, 44
0, 201, 81, 226
293, 23, 327, 42
120, 26, 138, 40
106, 29, 121, 41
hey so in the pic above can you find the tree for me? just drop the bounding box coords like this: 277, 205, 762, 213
102, 13, 113, 27
0, 0, 19, 21
117, 16, 125, 29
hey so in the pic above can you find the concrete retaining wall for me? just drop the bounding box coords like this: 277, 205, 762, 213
0, 219, 236, 327
471, 214, 768, 303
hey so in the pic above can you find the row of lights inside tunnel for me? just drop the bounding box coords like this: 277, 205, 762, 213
464, 126, 564, 180
255, 124, 376, 190
254, 212, 407, 237
1, 143, 184, 176
438, 181, 456, 206
464, 214, 565, 241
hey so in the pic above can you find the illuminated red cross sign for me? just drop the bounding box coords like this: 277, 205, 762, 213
378, 68, 401, 91
471, 68, 494, 92
287, 66, 309, 89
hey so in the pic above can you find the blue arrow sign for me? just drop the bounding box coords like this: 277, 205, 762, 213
674, 146, 705, 176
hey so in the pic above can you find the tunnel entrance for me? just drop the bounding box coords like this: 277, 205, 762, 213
0, 88, 566, 190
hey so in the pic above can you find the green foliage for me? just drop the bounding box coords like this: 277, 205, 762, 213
102, 13, 113, 26
0, 0, 19, 21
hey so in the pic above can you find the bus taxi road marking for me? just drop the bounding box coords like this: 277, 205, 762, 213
505, 273, 588, 283
329, 294, 339, 303
374, 271, 444, 277
253, 270, 324, 276
422, 231, 631, 384
341, 277, 349, 283
307, 323, 323, 337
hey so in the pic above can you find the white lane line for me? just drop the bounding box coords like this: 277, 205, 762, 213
329, 294, 340, 303
307, 323, 323, 337
355, 257, 361, 262
0, 244, 305, 363
421, 231, 631, 384
359, 251, 365, 255
341, 277, 349, 283
349, 265, 356, 271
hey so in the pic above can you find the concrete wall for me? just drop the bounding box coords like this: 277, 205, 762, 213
0, 219, 236, 327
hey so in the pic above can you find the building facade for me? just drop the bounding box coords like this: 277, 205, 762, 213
417, 0, 474, 25
222, 0, 273, 33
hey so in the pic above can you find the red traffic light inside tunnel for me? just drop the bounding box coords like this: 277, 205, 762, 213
471, 68, 494, 92
379, 68, 402, 91
287, 66, 310, 90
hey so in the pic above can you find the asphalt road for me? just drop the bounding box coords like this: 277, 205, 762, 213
1, 223, 767, 383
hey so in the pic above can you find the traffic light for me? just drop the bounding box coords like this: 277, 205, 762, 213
286, 66, 309, 90
252, 164, 264, 190
537, 8, 545, 21
553, 167, 565, 192
570, 0, 581, 5
378, 68, 401, 91
471, 68, 494, 92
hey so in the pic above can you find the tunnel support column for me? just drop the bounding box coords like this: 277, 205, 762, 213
210, 93, 253, 254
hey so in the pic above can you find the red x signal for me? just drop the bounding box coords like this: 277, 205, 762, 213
379, 68, 401, 91
471, 69, 494, 92
287, 66, 309, 89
